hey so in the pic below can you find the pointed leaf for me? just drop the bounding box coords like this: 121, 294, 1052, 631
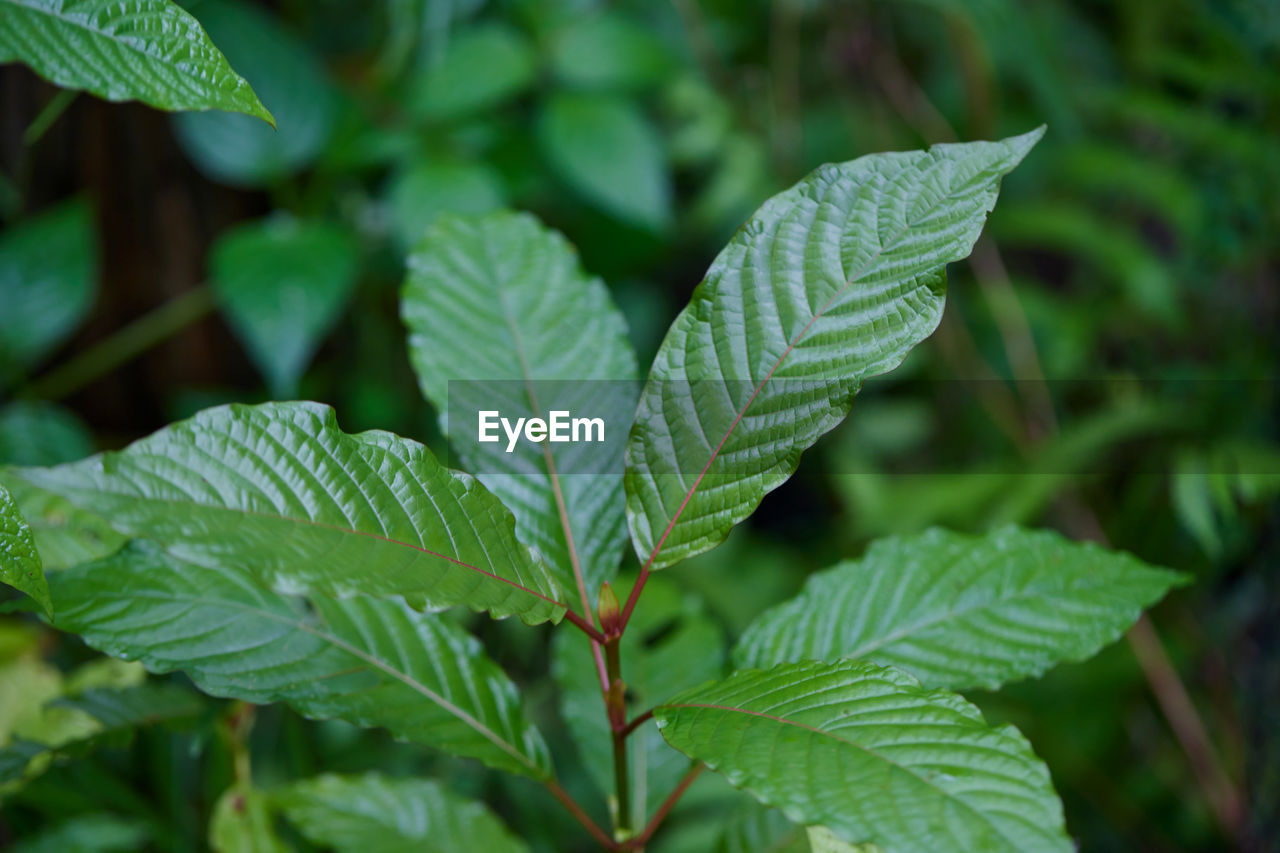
211, 218, 361, 398
47, 542, 555, 778
735, 526, 1188, 690
0, 199, 95, 378
172, 0, 336, 186
0, 480, 50, 617
0, 0, 272, 124
625, 130, 1043, 570
12, 401, 565, 624
538, 93, 672, 230
403, 211, 637, 604
275, 773, 528, 853
655, 660, 1070, 853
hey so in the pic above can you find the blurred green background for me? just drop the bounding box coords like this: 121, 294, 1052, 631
0, 0, 1276, 850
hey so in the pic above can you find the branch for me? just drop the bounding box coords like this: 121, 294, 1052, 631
545, 779, 618, 850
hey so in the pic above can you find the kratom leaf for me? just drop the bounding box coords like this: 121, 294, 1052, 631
0, 475, 124, 570
211, 217, 361, 398
47, 542, 555, 778
403, 211, 637, 606
538, 92, 672, 230
625, 130, 1043, 571
275, 773, 529, 853
12, 401, 565, 624
654, 660, 1071, 853
0, 199, 95, 378
0, 480, 50, 617
0, 0, 272, 124
172, 0, 335, 186
553, 575, 722, 818
409, 23, 535, 122
735, 526, 1188, 690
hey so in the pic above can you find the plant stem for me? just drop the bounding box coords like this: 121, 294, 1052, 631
626, 763, 704, 848
619, 565, 649, 634
21, 285, 215, 401
564, 609, 607, 644
621, 709, 654, 738
605, 636, 631, 837
545, 780, 618, 850
23, 89, 77, 147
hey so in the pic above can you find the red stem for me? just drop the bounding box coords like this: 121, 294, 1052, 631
564, 608, 607, 643
620, 709, 654, 738
545, 780, 617, 850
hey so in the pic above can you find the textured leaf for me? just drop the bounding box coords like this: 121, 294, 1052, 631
625, 130, 1043, 571
655, 660, 1070, 853
715, 802, 808, 853
47, 542, 554, 778
211, 217, 361, 397
403, 211, 637, 605
12, 401, 566, 624
553, 575, 722, 818
0, 480, 50, 617
386, 159, 506, 250
0, 0, 271, 123
172, 0, 335, 186
0, 401, 94, 466
735, 526, 1188, 690
275, 773, 529, 853
409, 23, 535, 121
538, 92, 672, 230
0, 199, 95, 378
0, 475, 124, 570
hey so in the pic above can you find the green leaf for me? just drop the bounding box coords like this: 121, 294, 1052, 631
47, 542, 555, 778
715, 802, 808, 853
625, 129, 1043, 571
275, 773, 529, 853
734, 526, 1188, 690
553, 575, 722, 818
0, 402, 94, 466
654, 659, 1071, 853
0, 199, 95, 378
11, 814, 150, 853
385, 159, 506, 250
211, 217, 361, 398
409, 24, 536, 122
807, 826, 882, 853
0, 0, 272, 124
172, 0, 336, 186
0, 475, 124, 570
210, 784, 285, 853
0, 480, 50, 617
538, 92, 672, 231
12, 401, 566, 624
403, 211, 637, 605
548, 13, 674, 91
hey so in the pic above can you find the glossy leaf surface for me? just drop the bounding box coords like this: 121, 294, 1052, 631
13, 401, 566, 624
0, 480, 50, 616
0, 0, 271, 123
625, 130, 1043, 570
47, 543, 554, 778
403, 211, 636, 605
735, 526, 1187, 689
655, 659, 1070, 853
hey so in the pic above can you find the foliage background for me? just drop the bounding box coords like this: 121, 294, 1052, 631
0, 0, 1275, 850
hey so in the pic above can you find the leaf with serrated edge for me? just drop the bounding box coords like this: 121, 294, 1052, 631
0, 480, 50, 617
403, 211, 637, 610
735, 526, 1188, 690
275, 773, 528, 853
12, 401, 565, 625
0, 0, 273, 124
625, 130, 1043, 572
655, 659, 1071, 853
47, 542, 554, 779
